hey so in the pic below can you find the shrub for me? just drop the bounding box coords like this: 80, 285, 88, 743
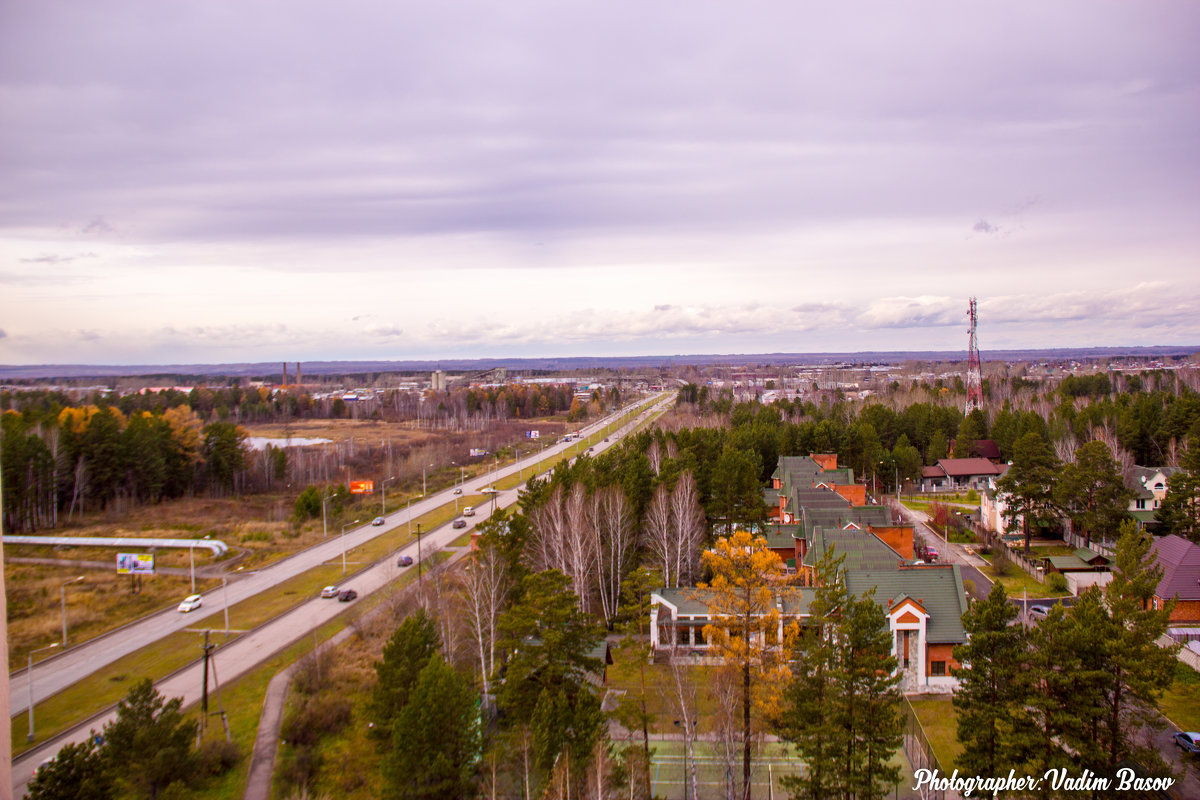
197, 738, 241, 776
1047, 573, 1069, 593
281, 695, 352, 748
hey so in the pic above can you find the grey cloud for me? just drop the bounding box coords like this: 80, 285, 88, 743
20, 252, 97, 264
0, 329, 7, 339
857, 297, 961, 329
973, 219, 999, 234
367, 324, 404, 338
75, 330, 101, 342
81, 218, 114, 235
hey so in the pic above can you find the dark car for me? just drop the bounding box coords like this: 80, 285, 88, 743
338, 589, 357, 602
397, 555, 413, 567
452, 519, 467, 529
371, 516, 386, 526
1175, 731, 1200, 754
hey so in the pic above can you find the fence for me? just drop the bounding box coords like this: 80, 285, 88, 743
902, 698, 946, 800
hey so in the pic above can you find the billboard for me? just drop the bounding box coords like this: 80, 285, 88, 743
469, 448, 487, 457
116, 553, 155, 575
350, 480, 374, 494
525, 430, 540, 439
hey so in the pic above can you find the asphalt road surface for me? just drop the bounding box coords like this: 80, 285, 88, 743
10, 393, 674, 795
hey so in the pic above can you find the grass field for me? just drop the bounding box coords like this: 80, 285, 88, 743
1160, 661, 1200, 733
907, 695, 962, 772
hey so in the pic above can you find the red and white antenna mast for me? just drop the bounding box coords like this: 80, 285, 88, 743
965, 297, 983, 414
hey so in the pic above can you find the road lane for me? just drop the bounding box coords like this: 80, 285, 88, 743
9, 394, 667, 716
11, 393, 675, 794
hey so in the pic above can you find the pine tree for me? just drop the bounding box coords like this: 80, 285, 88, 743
780, 550, 901, 800
370, 608, 441, 744
996, 432, 1060, 554
384, 656, 480, 800
102, 679, 198, 800
1053, 440, 1132, 548
951, 583, 1029, 779
1095, 522, 1178, 772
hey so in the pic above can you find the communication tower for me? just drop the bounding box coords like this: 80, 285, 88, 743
965, 297, 983, 414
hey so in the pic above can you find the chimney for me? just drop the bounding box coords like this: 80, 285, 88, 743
296, 362, 302, 387
282, 362, 288, 387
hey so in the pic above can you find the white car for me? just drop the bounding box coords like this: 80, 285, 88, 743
178, 594, 203, 613
320, 585, 340, 598
463, 506, 475, 517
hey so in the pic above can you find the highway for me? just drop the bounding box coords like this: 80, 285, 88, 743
11, 392, 674, 794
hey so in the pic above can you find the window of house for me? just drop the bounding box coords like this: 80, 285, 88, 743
1136, 499, 1146, 509
930, 661, 946, 676
694, 627, 706, 645
677, 626, 690, 646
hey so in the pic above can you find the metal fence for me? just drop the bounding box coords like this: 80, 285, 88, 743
902, 698, 946, 800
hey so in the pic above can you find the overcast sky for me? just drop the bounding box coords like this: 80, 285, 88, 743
2, 1, 1198, 365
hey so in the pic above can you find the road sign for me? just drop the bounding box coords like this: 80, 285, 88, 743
349, 480, 374, 494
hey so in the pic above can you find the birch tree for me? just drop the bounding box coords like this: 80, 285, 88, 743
644, 484, 675, 587
459, 541, 509, 696
670, 471, 705, 586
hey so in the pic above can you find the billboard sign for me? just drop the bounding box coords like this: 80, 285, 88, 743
525, 430, 540, 439
469, 448, 487, 457
350, 480, 374, 495
116, 553, 155, 575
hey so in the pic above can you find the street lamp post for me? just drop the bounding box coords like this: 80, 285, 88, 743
381, 475, 395, 514
341, 519, 359, 575
60, 575, 85, 647
422, 464, 432, 499
27, 642, 60, 741
416, 523, 424, 600
451, 461, 458, 513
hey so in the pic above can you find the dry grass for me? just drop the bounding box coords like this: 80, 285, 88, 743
242, 418, 437, 446
5, 561, 219, 667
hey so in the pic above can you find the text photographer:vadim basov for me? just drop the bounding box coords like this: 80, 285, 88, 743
913, 767, 1175, 796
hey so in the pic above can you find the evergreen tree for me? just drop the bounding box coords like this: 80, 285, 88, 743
996, 432, 1060, 554
370, 608, 441, 744
1053, 440, 1132, 547
951, 584, 1029, 780
780, 550, 847, 800
384, 656, 479, 800
27, 737, 114, 800
496, 570, 605, 772
1156, 423, 1200, 541
780, 550, 901, 800
1095, 522, 1178, 772
102, 679, 198, 800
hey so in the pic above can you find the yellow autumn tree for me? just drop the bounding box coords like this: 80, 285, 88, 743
700, 530, 797, 800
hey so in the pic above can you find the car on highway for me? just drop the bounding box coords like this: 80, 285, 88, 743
178, 594, 203, 613
452, 519, 467, 529
338, 589, 358, 602
371, 516, 386, 526
463, 506, 475, 517
481, 487, 498, 494
1175, 731, 1200, 754
454, 488, 462, 495
320, 585, 340, 598
397, 555, 413, 567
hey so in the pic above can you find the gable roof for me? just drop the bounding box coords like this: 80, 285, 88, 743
1149, 534, 1200, 601
935, 458, 1002, 477
845, 565, 968, 643
1124, 465, 1181, 499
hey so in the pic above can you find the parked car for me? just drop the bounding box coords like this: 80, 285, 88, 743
925, 548, 939, 562
372, 516, 386, 526
452, 519, 467, 529
1028, 604, 1051, 622
320, 585, 340, 598
463, 506, 475, 517
397, 556, 413, 567
338, 589, 358, 602
1175, 731, 1200, 754
178, 594, 203, 613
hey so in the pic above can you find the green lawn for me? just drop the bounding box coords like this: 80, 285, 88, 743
1160, 661, 1200, 733
907, 696, 962, 772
